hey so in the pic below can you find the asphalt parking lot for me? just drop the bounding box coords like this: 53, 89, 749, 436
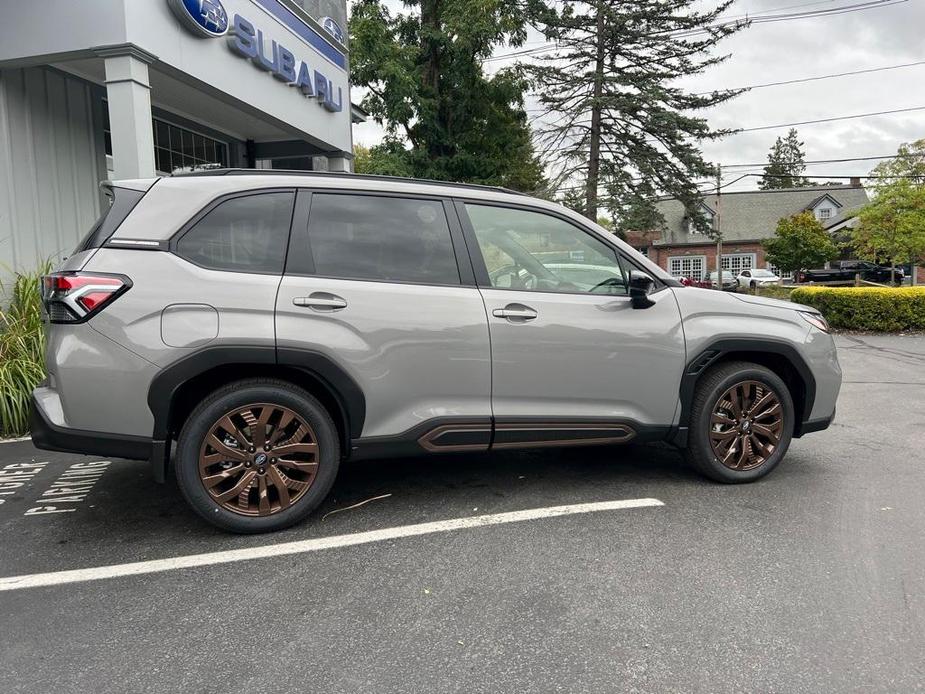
1, 334, 923, 694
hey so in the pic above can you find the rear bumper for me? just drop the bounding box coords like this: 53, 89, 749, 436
30, 393, 152, 461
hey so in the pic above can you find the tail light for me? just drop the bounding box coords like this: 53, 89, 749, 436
41, 272, 131, 323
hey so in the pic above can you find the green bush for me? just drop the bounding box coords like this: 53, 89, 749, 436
0, 265, 49, 437
738, 285, 798, 301
790, 286, 925, 332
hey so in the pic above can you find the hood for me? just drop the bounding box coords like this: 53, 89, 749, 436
732, 292, 814, 313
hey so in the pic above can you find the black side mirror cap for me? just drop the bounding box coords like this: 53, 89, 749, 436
629, 270, 656, 309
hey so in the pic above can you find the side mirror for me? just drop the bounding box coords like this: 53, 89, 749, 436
629, 271, 655, 309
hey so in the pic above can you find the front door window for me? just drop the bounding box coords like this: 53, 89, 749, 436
464, 204, 627, 295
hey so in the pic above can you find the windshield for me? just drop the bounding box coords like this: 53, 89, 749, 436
751, 269, 775, 277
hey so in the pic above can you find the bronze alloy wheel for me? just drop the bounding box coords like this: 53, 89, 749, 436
708, 380, 784, 471
198, 403, 320, 517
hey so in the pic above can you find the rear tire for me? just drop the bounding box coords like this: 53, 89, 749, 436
175, 378, 340, 533
685, 361, 794, 483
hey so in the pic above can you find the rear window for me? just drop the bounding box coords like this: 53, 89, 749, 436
75, 186, 146, 252
176, 191, 294, 274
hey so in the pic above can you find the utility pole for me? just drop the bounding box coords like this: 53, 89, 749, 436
715, 164, 724, 285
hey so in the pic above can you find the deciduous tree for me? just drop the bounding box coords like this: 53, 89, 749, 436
349, 0, 545, 192
763, 212, 838, 276
851, 140, 925, 283
853, 179, 925, 283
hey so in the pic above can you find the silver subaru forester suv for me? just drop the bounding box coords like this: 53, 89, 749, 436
32, 171, 841, 533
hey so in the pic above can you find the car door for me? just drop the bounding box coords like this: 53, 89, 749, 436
276, 190, 492, 452
457, 200, 685, 445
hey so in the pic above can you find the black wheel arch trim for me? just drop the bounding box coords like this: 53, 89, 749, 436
147, 344, 366, 444
674, 337, 817, 441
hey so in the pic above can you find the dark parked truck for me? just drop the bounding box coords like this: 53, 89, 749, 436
798, 261, 904, 285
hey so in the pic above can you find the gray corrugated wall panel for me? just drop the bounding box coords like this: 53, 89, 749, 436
0, 66, 103, 280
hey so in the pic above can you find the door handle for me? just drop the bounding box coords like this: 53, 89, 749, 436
293, 292, 348, 311
492, 303, 537, 321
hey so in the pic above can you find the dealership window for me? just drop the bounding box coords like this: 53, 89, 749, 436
767, 264, 794, 280
102, 103, 228, 173
668, 256, 706, 279
153, 118, 227, 174
721, 253, 756, 275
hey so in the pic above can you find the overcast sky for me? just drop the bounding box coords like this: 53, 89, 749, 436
351, 0, 925, 192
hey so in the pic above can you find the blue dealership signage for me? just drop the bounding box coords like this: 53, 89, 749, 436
229, 15, 342, 112
168, 0, 343, 113
320, 17, 345, 45
167, 0, 229, 38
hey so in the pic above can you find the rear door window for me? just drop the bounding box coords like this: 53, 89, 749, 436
305, 194, 461, 285
176, 191, 294, 274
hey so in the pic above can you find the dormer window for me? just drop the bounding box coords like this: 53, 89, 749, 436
687, 203, 714, 235
807, 193, 842, 223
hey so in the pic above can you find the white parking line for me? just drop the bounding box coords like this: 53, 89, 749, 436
0, 498, 663, 591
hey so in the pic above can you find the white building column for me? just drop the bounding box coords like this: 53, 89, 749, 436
327, 155, 351, 173
97, 46, 157, 179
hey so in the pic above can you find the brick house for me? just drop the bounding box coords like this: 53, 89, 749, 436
625, 181, 870, 281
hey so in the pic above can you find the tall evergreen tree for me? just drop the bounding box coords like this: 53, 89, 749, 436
758, 128, 812, 189
349, 0, 545, 192
528, 1, 746, 224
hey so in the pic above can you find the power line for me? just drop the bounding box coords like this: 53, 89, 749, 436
749, 172, 925, 179
694, 59, 925, 94
722, 154, 900, 168
737, 105, 925, 132
670, 0, 907, 37
484, 0, 905, 63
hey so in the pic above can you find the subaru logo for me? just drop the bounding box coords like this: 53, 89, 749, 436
320, 16, 345, 45
168, 0, 229, 38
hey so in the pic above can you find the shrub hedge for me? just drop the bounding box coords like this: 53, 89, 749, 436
790, 286, 925, 332
0, 266, 48, 437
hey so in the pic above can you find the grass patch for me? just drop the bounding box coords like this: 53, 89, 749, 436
0, 265, 49, 437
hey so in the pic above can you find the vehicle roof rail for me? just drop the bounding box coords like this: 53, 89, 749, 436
170, 168, 527, 196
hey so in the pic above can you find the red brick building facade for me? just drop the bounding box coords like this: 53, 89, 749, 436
628, 183, 872, 281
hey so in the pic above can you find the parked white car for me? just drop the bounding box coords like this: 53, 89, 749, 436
737, 268, 781, 289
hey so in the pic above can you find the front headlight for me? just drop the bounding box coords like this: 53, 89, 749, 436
800, 311, 830, 333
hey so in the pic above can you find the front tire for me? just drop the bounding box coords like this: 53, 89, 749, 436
175, 379, 340, 533
685, 361, 794, 483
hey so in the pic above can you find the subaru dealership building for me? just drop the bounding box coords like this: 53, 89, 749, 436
0, 0, 355, 273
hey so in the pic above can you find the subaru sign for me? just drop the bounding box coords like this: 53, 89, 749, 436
320, 17, 345, 45
167, 0, 229, 38
168, 0, 342, 114
229, 15, 342, 113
